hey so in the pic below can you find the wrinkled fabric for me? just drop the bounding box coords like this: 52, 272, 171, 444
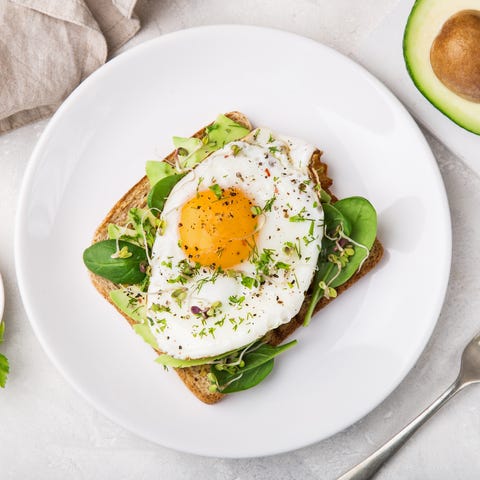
0, 0, 139, 133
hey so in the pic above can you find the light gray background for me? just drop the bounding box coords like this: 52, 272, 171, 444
2, 1, 480, 478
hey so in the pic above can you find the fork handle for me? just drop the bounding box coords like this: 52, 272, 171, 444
336, 379, 464, 480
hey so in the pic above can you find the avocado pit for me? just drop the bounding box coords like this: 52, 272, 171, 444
430, 10, 480, 103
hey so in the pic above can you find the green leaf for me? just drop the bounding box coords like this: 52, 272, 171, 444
322, 203, 352, 237
146, 161, 176, 187
147, 174, 186, 212
217, 360, 274, 393
237, 341, 297, 373
208, 183, 223, 199
0, 321, 4, 343
83, 240, 147, 284
329, 197, 377, 287
303, 196, 377, 326
0, 353, 9, 388
212, 340, 297, 393
318, 188, 331, 203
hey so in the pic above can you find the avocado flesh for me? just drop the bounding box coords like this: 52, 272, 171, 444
404, 0, 480, 135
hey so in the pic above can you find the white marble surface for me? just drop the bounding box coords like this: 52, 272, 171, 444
2, 0, 480, 478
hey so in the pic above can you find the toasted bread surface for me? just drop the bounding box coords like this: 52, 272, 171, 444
89, 112, 383, 404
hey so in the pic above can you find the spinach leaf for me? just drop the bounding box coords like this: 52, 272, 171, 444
329, 197, 377, 287
322, 203, 352, 238
147, 174, 185, 212
83, 240, 147, 284
235, 341, 297, 373
217, 360, 274, 393
303, 196, 377, 326
211, 340, 297, 393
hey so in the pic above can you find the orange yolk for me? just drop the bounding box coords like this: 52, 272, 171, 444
178, 187, 258, 269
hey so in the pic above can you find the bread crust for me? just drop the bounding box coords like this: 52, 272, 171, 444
89, 112, 384, 404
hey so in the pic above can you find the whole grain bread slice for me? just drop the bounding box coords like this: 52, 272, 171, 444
89, 112, 384, 404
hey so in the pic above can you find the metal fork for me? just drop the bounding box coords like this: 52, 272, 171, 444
337, 332, 480, 480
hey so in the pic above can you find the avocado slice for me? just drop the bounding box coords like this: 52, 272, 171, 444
109, 288, 146, 324
145, 160, 176, 187
110, 288, 161, 349
146, 114, 250, 175
404, 0, 480, 135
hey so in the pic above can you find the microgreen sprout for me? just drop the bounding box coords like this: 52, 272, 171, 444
228, 295, 245, 306
251, 205, 262, 216
241, 275, 257, 289
111, 246, 132, 259
263, 196, 276, 212
209, 184, 223, 199
171, 287, 187, 307
231, 144, 242, 156
206, 301, 222, 317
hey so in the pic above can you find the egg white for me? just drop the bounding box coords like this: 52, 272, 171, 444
147, 129, 323, 359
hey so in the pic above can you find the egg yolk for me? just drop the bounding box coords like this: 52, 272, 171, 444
178, 187, 258, 269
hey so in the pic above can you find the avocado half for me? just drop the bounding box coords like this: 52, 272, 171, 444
404, 0, 480, 135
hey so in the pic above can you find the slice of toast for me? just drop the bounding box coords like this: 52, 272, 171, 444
89, 112, 384, 404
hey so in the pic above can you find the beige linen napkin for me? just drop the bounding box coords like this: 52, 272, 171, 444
0, 0, 140, 133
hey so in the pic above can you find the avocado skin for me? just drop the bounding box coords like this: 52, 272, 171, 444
403, 0, 480, 135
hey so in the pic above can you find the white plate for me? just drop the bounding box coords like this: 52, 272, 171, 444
15, 26, 451, 458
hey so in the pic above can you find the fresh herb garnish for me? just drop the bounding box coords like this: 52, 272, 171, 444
228, 295, 245, 305
231, 144, 242, 156
208, 340, 297, 393
263, 196, 276, 212
209, 184, 223, 200
289, 207, 310, 222
171, 287, 188, 307
241, 275, 257, 289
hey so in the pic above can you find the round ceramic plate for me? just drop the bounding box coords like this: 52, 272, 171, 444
15, 26, 451, 458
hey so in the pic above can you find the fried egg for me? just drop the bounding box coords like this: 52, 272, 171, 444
147, 128, 323, 359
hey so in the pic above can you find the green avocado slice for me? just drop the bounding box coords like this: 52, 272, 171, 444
403, 0, 480, 135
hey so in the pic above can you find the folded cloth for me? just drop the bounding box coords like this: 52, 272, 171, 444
0, 0, 140, 133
